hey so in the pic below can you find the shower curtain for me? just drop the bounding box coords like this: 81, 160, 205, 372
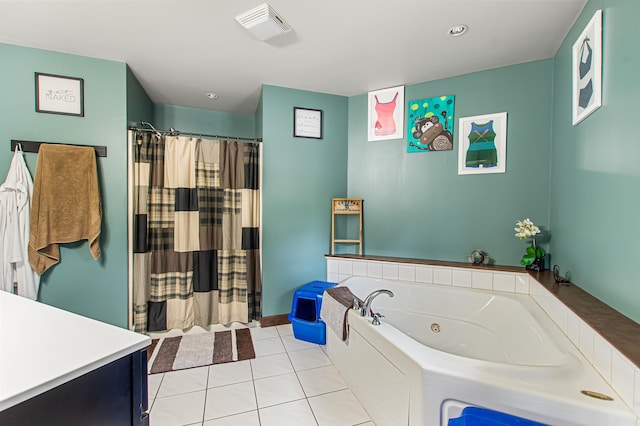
131, 131, 261, 333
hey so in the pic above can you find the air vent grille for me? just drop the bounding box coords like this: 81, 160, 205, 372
235, 3, 291, 40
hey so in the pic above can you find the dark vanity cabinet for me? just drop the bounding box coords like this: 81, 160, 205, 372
0, 349, 149, 426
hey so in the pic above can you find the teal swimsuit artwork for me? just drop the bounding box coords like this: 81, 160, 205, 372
465, 120, 498, 168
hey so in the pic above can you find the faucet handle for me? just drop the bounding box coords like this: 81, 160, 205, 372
371, 312, 384, 326
352, 298, 360, 310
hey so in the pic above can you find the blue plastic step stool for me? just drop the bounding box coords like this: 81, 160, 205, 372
288, 281, 337, 345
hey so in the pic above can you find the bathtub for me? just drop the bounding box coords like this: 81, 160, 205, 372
326, 276, 635, 426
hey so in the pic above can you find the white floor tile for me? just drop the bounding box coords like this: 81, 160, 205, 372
297, 365, 348, 397
203, 410, 260, 426
208, 360, 253, 388
254, 372, 306, 408
250, 352, 294, 379
156, 366, 209, 397
150, 390, 206, 426
281, 334, 320, 352
276, 323, 294, 336
253, 336, 286, 357
204, 381, 257, 420
288, 347, 332, 371
308, 389, 370, 426
250, 326, 280, 341
259, 399, 318, 426
147, 372, 164, 405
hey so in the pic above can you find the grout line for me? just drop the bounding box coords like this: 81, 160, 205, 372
154, 388, 206, 400
147, 373, 164, 413
284, 334, 321, 425
201, 409, 258, 425
250, 347, 262, 425
257, 396, 308, 410
200, 365, 211, 425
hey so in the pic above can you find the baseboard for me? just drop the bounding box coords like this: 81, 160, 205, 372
260, 314, 290, 327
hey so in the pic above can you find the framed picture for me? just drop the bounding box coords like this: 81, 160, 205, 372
35, 72, 84, 117
572, 10, 602, 125
293, 107, 323, 139
458, 112, 507, 175
407, 95, 455, 153
368, 85, 404, 141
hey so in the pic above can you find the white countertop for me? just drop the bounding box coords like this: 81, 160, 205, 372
0, 291, 150, 411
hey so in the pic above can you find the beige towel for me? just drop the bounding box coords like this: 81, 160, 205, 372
28, 144, 102, 275
320, 287, 362, 341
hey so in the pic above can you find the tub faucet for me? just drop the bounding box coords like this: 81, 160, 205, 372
360, 289, 394, 317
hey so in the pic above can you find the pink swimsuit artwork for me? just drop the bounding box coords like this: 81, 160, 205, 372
374, 92, 398, 136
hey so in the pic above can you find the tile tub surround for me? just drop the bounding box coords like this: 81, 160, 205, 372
326, 254, 640, 421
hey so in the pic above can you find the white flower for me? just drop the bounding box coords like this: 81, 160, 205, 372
515, 218, 541, 240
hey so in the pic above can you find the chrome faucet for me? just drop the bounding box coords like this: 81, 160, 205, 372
360, 289, 394, 317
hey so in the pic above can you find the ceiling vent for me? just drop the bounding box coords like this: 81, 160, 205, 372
235, 3, 292, 41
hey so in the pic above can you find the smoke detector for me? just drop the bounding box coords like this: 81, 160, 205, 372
235, 3, 292, 41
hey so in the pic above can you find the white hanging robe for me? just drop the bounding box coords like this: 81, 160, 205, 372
0, 147, 40, 299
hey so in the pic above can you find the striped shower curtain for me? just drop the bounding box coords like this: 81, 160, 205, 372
131, 132, 261, 333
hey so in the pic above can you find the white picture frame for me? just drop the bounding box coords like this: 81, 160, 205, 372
367, 85, 404, 141
572, 10, 602, 125
458, 112, 507, 175
35, 72, 84, 117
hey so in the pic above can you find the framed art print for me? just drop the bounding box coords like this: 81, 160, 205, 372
367, 86, 404, 141
294, 107, 323, 139
458, 112, 507, 175
35, 72, 84, 117
572, 10, 602, 125
407, 95, 455, 153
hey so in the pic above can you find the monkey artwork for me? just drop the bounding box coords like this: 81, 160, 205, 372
411, 111, 453, 151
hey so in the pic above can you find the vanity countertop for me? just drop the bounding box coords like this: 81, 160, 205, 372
0, 291, 150, 411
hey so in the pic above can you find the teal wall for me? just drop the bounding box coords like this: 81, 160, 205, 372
153, 103, 255, 138
0, 43, 129, 327
550, 0, 640, 322
255, 88, 264, 139
348, 60, 553, 267
126, 65, 153, 126
261, 85, 348, 316
5, 0, 639, 325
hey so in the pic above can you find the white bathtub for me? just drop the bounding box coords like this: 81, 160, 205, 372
326, 276, 635, 426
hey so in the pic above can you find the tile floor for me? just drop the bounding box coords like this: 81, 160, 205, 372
147, 323, 375, 426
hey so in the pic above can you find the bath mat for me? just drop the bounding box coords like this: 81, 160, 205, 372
147, 328, 255, 374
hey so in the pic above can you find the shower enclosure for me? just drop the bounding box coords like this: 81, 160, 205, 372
127, 126, 262, 333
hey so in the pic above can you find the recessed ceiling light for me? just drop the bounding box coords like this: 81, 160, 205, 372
206, 92, 219, 100
448, 25, 468, 37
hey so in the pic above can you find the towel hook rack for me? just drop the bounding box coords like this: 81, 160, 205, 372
10, 140, 107, 157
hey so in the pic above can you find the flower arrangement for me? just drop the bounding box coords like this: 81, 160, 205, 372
515, 218, 545, 270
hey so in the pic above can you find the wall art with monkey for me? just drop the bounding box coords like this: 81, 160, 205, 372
407, 95, 455, 153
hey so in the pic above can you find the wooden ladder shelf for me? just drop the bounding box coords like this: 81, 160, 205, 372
331, 198, 363, 255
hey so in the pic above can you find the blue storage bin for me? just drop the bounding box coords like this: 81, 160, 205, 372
448, 407, 548, 426
288, 281, 337, 344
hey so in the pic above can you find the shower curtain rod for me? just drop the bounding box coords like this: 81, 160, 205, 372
129, 122, 262, 143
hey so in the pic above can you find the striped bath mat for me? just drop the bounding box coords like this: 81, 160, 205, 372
147, 328, 255, 374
